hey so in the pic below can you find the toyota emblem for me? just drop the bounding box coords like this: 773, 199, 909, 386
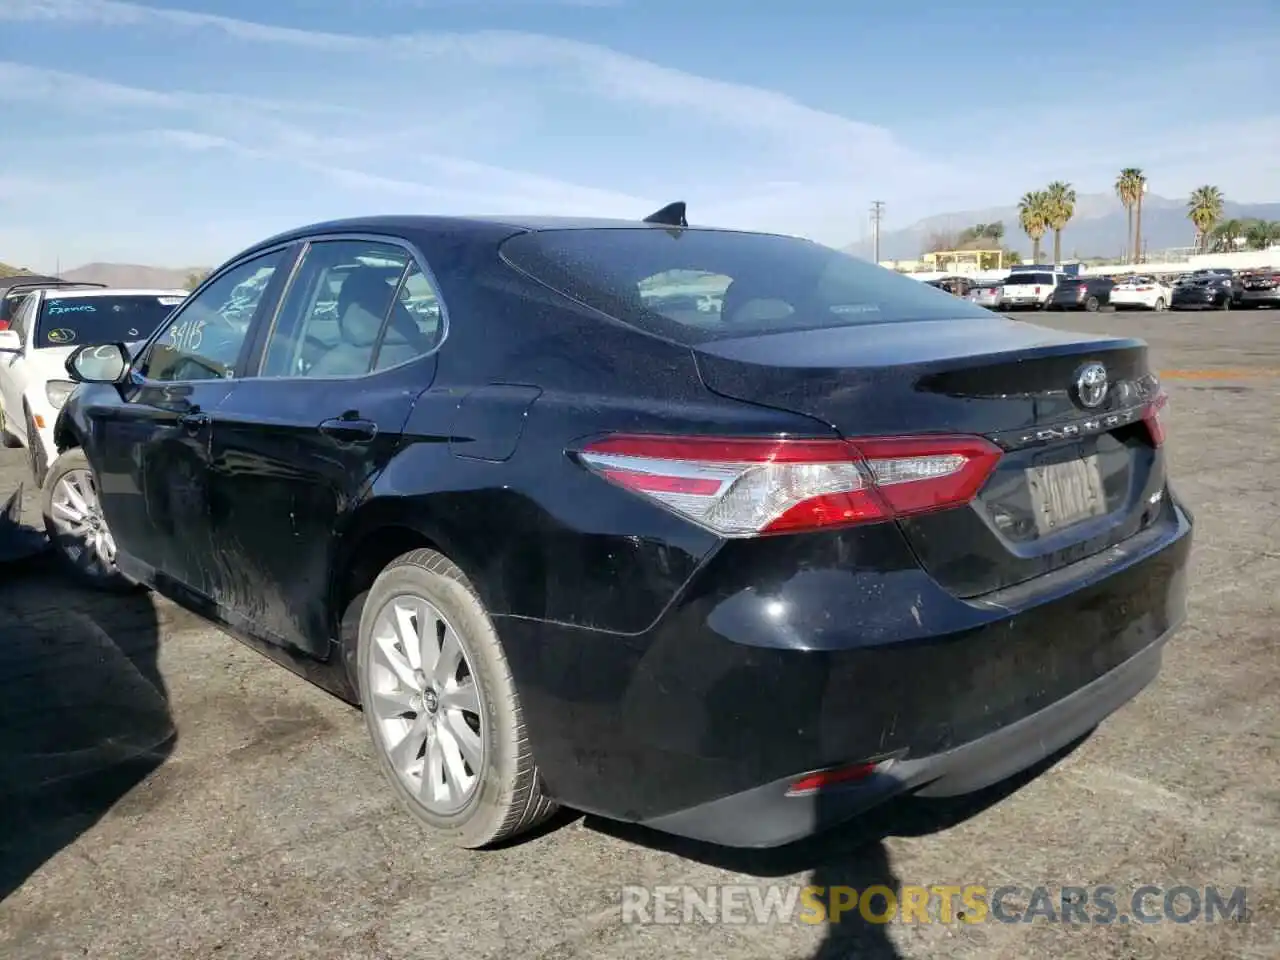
1074, 362, 1109, 409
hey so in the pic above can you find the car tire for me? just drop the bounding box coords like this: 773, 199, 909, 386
25, 405, 48, 487
41, 447, 137, 593
357, 548, 558, 848
0, 406, 20, 449
1154, 298, 1166, 312
1085, 295, 1100, 312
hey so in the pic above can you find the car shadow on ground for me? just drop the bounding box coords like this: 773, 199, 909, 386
0, 527, 172, 904
591, 736, 1089, 960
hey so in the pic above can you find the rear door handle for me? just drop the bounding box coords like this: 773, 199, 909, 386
319, 417, 377, 444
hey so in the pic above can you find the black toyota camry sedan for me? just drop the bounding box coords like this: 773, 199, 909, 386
45, 205, 1192, 849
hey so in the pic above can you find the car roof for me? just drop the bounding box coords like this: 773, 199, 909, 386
0, 273, 67, 291
236, 213, 794, 261
37, 287, 188, 299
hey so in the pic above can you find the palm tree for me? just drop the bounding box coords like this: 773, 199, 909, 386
1187, 186, 1225, 252
1245, 220, 1280, 251
1044, 181, 1077, 265
1115, 168, 1143, 262
1018, 191, 1050, 263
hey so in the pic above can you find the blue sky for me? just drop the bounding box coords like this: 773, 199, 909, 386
1, 0, 1277, 270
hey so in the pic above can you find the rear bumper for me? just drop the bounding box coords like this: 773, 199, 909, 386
498, 498, 1192, 847
1239, 291, 1280, 305
646, 632, 1167, 847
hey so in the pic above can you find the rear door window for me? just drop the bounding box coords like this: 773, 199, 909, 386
370, 264, 445, 372
500, 228, 991, 345
260, 240, 410, 378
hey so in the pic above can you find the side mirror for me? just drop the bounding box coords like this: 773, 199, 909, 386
66, 342, 130, 384
0, 329, 20, 352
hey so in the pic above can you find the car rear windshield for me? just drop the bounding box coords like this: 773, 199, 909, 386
500, 228, 993, 344
1004, 273, 1055, 285
36, 294, 184, 348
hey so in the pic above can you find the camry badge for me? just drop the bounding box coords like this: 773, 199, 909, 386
1074, 362, 1109, 409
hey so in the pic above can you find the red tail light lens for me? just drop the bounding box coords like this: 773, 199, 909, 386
786, 762, 882, 796
576, 433, 1003, 537
1078, 284, 1088, 294
1143, 390, 1169, 447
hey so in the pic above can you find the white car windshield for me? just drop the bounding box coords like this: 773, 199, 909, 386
35, 294, 184, 348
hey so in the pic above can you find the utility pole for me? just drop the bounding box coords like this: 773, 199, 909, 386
870, 201, 885, 264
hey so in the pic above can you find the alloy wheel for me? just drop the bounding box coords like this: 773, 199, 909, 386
48, 468, 118, 578
366, 594, 487, 816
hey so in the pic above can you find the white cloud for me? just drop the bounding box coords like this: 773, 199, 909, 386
0, 61, 351, 117
10, 0, 1272, 268
0, 0, 955, 225
0, 57, 658, 216
0, 1, 920, 152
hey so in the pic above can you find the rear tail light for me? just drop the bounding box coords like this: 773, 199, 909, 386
576, 433, 1003, 537
1136, 285, 1152, 292
1034, 286, 1042, 294
1078, 284, 1088, 295
1143, 390, 1169, 447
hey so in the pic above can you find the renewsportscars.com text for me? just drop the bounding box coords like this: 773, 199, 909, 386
620, 884, 1249, 926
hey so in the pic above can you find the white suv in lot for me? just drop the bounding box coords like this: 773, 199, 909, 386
0, 286, 186, 483
997, 270, 1063, 310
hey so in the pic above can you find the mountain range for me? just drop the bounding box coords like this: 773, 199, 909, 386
59, 262, 201, 289
843, 193, 1280, 262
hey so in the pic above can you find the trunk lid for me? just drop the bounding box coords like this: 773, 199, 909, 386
693, 316, 1166, 598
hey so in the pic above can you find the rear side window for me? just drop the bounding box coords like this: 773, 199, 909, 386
501, 228, 992, 344
260, 239, 443, 379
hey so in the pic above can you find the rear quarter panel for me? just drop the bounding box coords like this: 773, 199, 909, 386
348, 243, 838, 634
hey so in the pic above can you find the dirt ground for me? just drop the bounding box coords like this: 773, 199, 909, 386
1, 310, 1276, 960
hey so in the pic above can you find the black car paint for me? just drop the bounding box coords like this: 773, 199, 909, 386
1171, 276, 1241, 310
55, 215, 1192, 846
1047, 276, 1114, 310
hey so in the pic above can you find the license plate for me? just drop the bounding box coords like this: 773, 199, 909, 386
1026, 455, 1106, 534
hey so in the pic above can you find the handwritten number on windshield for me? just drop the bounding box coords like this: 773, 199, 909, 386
167, 318, 206, 353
